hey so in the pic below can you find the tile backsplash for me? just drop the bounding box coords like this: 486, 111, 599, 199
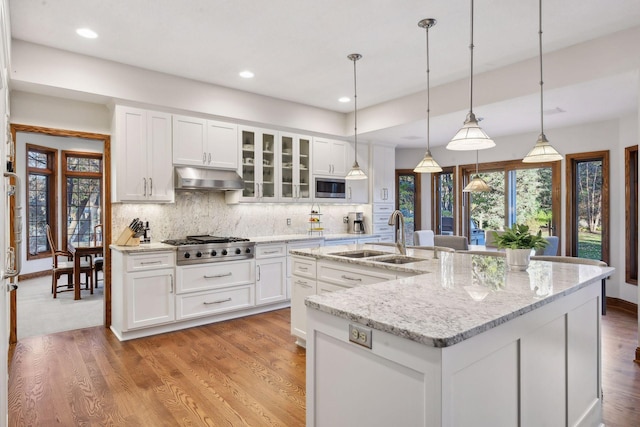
111, 192, 372, 241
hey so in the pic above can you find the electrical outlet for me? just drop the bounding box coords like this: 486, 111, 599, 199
349, 324, 372, 349
343, 216, 349, 223
287, 218, 291, 226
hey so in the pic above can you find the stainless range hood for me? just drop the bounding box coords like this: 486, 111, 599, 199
175, 166, 244, 191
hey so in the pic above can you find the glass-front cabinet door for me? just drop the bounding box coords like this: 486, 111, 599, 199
240, 127, 277, 202
280, 133, 311, 202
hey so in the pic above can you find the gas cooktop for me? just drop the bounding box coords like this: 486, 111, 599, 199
163, 235, 250, 246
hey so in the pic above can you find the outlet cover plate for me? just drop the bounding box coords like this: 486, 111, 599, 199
349, 324, 372, 349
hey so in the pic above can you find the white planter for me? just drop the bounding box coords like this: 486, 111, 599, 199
505, 248, 532, 271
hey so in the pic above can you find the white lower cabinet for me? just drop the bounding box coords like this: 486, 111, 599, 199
111, 250, 177, 336
176, 285, 254, 320
255, 243, 287, 306
291, 256, 398, 346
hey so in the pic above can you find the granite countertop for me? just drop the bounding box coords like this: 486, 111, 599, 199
110, 242, 175, 253
299, 244, 614, 348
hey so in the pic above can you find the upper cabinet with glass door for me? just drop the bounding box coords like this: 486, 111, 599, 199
280, 133, 312, 203
238, 126, 278, 202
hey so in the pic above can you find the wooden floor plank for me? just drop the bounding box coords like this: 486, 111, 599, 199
8, 307, 639, 426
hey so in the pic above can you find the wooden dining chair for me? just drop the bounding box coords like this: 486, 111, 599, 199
93, 224, 104, 287
46, 224, 93, 298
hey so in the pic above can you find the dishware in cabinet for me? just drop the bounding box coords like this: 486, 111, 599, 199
239, 126, 278, 202
280, 133, 312, 202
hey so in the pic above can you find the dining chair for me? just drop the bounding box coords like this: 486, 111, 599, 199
434, 235, 469, 251
46, 224, 93, 298
534, 236, 559, 256
413, 230, 435, 246
93, 224, 104, 287
531, 255, 608, 314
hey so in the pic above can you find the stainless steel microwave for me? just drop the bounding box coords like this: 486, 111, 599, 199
315, 177, 346, 199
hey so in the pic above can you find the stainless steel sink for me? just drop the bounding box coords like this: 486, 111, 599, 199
329, 249, 389, 258
373, 255, 426, 264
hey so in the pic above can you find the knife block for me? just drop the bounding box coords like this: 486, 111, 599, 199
115, 227, 140, 246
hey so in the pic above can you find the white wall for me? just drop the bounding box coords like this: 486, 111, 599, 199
397, 115, 639, 304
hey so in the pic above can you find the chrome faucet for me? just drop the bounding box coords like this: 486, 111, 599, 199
387, 210, 406, 255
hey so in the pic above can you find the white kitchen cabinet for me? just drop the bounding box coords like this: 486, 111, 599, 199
111, 250, 176, 335
312, 137, 347, 176
176, 285, 254, 320
255, 243, 287, 305
291, 255, 317, 346
372, 203, 396, 242
238, 126, 278, 202
112, 105, 174, 202
372, 144, 396, 204
345, 141, 369, 204
286, 239, 323, 298
172, 115, 238, 169
279, 133, 312, 202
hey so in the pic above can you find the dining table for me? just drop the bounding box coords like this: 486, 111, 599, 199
68, 241, 103, 300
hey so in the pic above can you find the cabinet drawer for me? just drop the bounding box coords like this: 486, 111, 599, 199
373, 213, 393, 224
255, 243, 287, 258
318, 281, 350, 294
373, 223, 395, 234
317, 263, 396, 287
373, 204, 395, 215
292, 276, 316, 292
176, 285, 254, 320
292, 257, 316, 279
126, 251, 175, 272
176, 259, 254, 293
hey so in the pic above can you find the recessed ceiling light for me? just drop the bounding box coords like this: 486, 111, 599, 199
338, 96, 350, 103
76, 28, 98, 39
239, 70, 254, 79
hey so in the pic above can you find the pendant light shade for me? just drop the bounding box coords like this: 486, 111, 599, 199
523, 0, 562, 163
345, 53, 367, 180
414, 18, 442, 174
447, 0, 495, 151
463, 151, 491, 192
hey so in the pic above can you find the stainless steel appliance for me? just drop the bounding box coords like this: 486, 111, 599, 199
348, 211, 365, 234
163, 235, 254, 266
315, 177, 346, 199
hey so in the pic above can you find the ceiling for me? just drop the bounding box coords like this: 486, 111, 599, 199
8, 0, 640, 148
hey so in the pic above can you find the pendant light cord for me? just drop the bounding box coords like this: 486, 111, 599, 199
469, 0, 475, 116
352, 57, 358, 155
425, 23, 431, 151
538, 0, 545, 136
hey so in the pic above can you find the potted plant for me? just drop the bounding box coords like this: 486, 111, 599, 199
492, 224, 548, 271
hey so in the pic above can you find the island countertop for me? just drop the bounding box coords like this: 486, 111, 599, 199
296, 244, 614, 347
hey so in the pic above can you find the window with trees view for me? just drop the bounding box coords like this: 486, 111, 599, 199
565, 151, 609, 264
26, 145, 57, 260
431, 167, 455, 236
396, 170, 420, 245
62, 151, 103, 250
458, 159, 560, 245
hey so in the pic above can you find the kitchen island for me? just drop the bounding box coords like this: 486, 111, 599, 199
293, 245, 613, 427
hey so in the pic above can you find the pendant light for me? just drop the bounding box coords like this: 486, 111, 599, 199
345, 53, 367, 180
447, 0, 495, 151
414, 18, 443, 174
522, 0, 563, 163
463, 150, 491, 192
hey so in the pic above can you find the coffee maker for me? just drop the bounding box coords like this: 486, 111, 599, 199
348, 211, 365, 234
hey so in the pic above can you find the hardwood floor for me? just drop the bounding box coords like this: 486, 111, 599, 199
8, 307, 640, 426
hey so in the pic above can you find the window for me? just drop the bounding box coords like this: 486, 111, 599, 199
62, 151, 103, 250
565, 151, 609, 264
458, 159, 560, 245
431, 167, 455, 235
396, 170, 421, 245
26, 145, 57, 260
625, 145, 637, 284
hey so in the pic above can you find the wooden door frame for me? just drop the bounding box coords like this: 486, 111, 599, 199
9, 124, 112, 343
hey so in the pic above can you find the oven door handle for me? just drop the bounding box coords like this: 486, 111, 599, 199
204, 272, 232, 279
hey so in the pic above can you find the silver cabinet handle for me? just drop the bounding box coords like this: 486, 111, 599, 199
203, 152, 207, 164
341, 275, 362, 282
204, 298, 232, 305
143, 177, 147, 196
257, 265, 261, 281
263, 250, 280, 254
4, 171, 22, 278
204, 272, 232, 279
141, 260, 162, 265
298, 266, 308, 271
295, 280, 312, 288
169, 274, 174, 293
208, 153, 212, 164
149, 177, 153, 196
348, 187, 352, 200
